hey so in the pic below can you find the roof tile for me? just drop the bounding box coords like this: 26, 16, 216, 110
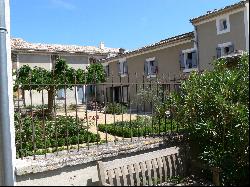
11, 38, 120, 54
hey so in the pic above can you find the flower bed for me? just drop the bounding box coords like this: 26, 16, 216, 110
15, 113, 100, 158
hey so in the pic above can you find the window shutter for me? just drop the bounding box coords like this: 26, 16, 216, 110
124, 61, 128, 74
179, 52, 185, 69
61, 89, 65, 98
57, 89, 65, 99
229, 44, 234, 54
216, 47, 222, 58
144, 61, 148, 75
117, 62, 121, 74
153, 60, 158, 74
192, 51, 198, 68
105, 65, 109, 76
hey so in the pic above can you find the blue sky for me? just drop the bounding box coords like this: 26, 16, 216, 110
10, 0, 240, 50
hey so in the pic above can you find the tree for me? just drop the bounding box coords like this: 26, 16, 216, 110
14, 57, 105, 115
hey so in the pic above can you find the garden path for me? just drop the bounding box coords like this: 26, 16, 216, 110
57, 109, 138, 141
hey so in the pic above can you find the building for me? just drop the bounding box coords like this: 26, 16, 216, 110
11, 38, 120, 107
98, 0, 249, 111
98, 32, 194, 111
190, 0, 249, 70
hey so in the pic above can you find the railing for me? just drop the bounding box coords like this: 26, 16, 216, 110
13, 73, 185, 160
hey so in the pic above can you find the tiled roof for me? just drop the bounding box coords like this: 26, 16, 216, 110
100, 31, 194, 62
190, 0, 247, 24
11, 38, 120, 55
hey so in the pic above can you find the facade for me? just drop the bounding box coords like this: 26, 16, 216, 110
98, 32, 194, 111
98, 0, 249, 111
11, 38, 119, 106
190, 0, 249, 70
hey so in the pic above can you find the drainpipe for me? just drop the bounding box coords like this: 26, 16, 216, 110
0, 0, 16, 186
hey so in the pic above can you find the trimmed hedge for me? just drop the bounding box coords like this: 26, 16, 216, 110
98, 116, 178, 138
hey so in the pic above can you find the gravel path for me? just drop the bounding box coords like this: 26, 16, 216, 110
57, 108, 139, 141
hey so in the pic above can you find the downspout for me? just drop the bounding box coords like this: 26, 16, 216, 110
194, 25, 201, 72
0, 0, 15, 186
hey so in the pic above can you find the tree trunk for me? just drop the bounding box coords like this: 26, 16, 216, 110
47, 86, 55, 116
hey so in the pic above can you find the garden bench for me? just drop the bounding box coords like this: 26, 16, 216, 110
97, 148, 186, 186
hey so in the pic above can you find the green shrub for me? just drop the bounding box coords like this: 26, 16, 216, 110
98, 116, 177, 138
167, 54, 249, 185
68, 104, 77, 110
14, 113, 100, 158
105, 102, 128, 114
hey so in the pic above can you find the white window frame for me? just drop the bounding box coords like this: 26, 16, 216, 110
218, 42, 233, 57
145, 57, 157, 78
181, 48, 198, 73
216, 15, 230, 35
118, 58, 128, 77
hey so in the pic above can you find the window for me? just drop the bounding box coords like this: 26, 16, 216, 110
180, 48, 197, 72
144, 57, 158, 77
104, 65, 110, 77
216, 15, 230, 35
219, 19, 227, 31
57, 89, 65, 99
216, 42, 234, 58
117, 58, 128, 76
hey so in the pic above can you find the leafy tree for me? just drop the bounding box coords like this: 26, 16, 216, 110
14, 57, 105, 115
86, 58, 106, 83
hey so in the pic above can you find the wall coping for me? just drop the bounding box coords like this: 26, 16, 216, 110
15, 137, 168, 176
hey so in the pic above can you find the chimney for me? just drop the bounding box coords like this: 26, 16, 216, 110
119, 48, 125, 55
99, 42, 105, 50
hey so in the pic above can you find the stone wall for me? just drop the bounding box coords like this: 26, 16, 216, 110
15, 135, 189, 186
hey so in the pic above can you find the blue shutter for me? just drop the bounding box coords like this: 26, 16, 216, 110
124, 61, 128, 74
57, 89, 65, 99
144, 61, 148, 75
153, 60, 158, 74
179, 52, 185, 69
117, 62, 120, 75
216, 47, 222, 58
229, 44, 234, 54
192, 51, 197, 68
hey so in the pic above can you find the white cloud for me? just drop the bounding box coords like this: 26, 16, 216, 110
51, 0, 77, 11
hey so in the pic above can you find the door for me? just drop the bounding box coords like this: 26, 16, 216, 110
114, 87, 120, 103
